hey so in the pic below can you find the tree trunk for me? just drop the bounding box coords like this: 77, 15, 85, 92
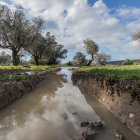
34, 56, 39, 65
12, 50, 18, 66
87, 59, 93, 66
53, 58, 56, 65
87, 54, 94, 66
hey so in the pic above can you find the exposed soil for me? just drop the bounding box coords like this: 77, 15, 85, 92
72, 70, 140, 137
0, 68, 34, 76
0, 68, 61, 109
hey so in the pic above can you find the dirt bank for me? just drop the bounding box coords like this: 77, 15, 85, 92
0, 69, 32, 76
72, 70, 140, 137
0, 68, 61, 109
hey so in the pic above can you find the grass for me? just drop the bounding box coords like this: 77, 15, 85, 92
81, 65, 140, 81
0, 65, 57, 71
0, 64, 77, 71
0, 75, 27, 82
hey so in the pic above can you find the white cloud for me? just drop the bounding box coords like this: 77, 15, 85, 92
2, 0, 140, 60
116, 6, 140, 19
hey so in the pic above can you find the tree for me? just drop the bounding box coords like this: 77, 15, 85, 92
0, 5, 44, 65
84, 39, 99, 66
122, 59, 134, 65
0, 5, 32, 65
73, 52, 87, 66
25, 34, 46, 65
95, 53, 111, 65
0, 51, 11, 64
43, 32, 68, 65
47, 44, 67, 65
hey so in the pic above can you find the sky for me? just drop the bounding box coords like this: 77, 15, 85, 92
0, 0, 140, 63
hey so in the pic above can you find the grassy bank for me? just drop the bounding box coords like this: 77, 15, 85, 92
0, 65, 58, 71
81, 65, 140, 81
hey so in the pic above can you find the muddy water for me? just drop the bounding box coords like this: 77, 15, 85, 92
0, 67, 139, 140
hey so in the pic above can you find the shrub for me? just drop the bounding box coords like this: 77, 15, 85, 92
122, 59, 134, 65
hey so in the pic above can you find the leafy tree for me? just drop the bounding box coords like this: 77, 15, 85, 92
47, 44, 67, 65
73, 52, 87, 66
0, 5, 44, 65
25, 34, 46, 65
0, 51, 11, 64
43, 33, 67, 65
122, 59, 134, 65
0, 5, 32, 65
95, 53, 111, 65
67, 61, 72, 66
84, 39, 99, 66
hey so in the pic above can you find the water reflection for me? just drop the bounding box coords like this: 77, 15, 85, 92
0, 68, 139, 140
0, 72, 67, 129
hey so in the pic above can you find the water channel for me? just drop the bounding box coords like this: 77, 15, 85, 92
0, 67, 139, 140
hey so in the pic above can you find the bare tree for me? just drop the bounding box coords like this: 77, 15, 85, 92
84, 39, 99, 66
95, 53, 110, 65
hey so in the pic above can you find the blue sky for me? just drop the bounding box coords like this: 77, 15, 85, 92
88, 0, 140, 8
0, 0, 140, 62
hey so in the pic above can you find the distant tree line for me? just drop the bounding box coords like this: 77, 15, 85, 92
72, 39, 111, 66
0, 4, 67, 65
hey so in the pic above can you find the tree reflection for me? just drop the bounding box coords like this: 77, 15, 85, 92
0, 72, 67, 128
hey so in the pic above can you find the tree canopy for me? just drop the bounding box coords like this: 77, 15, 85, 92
0, 5, 32, 65
0, 4, 67, 65
95, 53, 111, 65
73, 52, 87, 65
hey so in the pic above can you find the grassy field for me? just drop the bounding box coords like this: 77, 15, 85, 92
81, 65, 140, 81
0, 64, 76, 71
0, 65, 57, 71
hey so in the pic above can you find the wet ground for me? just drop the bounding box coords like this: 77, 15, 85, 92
0, 67, 139, 140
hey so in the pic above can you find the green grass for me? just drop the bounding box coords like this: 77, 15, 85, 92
81, 65, 140, 81
0, 65, 57, 71
0, 75, 27, 82
0, 64, 77, 71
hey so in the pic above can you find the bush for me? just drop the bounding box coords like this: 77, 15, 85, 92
67, 61, 72, 66
122, 59, 134, 65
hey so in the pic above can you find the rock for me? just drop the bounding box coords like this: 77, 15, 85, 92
80, 122, 90, 127
72, 112, 78, 115
129, 113, 135, 119
88, 120, 103, 130
78, 120, 103, 140
114, 130, 124, 140
78, 130, 97, 140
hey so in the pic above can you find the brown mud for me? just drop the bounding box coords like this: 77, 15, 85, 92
0, 68, 61, 109
72, 70, 140, 137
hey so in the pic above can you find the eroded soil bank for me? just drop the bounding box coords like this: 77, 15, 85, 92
72, 70, 140, 137
0, 68, 61, 109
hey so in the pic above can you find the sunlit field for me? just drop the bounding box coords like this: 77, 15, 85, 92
81, 65, 140, 81
0, 65, 55, 71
